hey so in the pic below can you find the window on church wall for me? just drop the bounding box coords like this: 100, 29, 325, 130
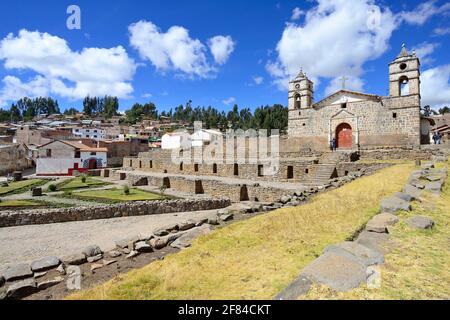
399, 76, 409, 96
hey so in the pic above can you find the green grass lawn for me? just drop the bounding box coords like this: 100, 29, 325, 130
0, 199, 42, 207
0, 199, 52, 210
66, 187, 167, 203
50, 176, 110, 192
68, 163, 415, 300
0, 179, 47, 196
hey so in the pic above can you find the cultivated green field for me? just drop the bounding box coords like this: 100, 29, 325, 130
67, 187, 166, 203
49, 176, 109, 192
0, 199, 43, 208
0, 179, 47, 196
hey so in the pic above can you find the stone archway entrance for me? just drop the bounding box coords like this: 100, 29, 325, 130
336, 123, 352, 149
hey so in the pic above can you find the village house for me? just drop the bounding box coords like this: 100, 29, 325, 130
15, 125, 75, 148
97, 138, 149, 167
287, 45, 433, 151
161, 128, 222, 149
36, 140, 107, 176
0, 143, 33, 175
72, 126, 106, 140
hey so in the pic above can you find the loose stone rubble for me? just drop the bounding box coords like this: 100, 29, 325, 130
275, 161, 443, 299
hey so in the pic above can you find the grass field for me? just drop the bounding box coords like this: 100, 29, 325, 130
68, 163, 414, 300
67, 187, 166, 203
0, 179, 47, 196
0, 199, 43, 208
302, 164, 450, 300
50, 176, 109, 192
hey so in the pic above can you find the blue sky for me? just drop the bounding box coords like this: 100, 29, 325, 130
0, 0, 449, 113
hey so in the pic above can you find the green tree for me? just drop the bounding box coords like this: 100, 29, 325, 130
439, 106, 450, 115
421, 105, 437, 117
63, 107, 78, 116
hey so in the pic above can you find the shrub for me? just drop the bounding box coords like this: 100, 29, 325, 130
159, 185, 167, 196
123, 185, 130, 195
48, 184, 57, 192
81, 174, 87, 183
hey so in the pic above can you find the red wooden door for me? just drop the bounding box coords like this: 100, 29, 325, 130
88, 159, 97, 169
336, 123, 352, 149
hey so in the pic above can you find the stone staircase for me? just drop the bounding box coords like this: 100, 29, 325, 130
303, 152, 344, 186
304, 164, 338, 186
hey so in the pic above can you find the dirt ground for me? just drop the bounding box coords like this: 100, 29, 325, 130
0, 210, 219, 271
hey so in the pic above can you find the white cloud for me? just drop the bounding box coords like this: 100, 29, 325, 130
399, 0, 450, 26
421, 65, 450, 108
222, 97, 236, 105
413, 42, 439, 64
433, 26, 450, 36
0, 75, 50, 107
325, 76, 365, 96
142, 93, 153, 98
291, 7, 305, 20
267, 0, 450, 94
129, 20, 233, 78
267, 0, 397, 91
0, 29, 137, 106
208, 36, 235, 65
253, 76, 264, 85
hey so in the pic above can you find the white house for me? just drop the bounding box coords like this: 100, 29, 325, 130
72, 127, 106, 140
161, 129, 222, 149
36, 140, 107, 176
191, 129, 222, 147
161, 131, 191, 150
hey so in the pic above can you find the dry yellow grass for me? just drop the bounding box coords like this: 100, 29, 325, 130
68, 163, 414, 300
303, 162, 450, 300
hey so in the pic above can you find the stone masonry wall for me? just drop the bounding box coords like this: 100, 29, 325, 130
289, 95, 421, 150
0, 198, 231, 228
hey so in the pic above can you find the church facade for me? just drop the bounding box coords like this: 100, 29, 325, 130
287, 46, 431, 151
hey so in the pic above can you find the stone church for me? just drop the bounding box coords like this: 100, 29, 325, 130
287, 45, 432, 151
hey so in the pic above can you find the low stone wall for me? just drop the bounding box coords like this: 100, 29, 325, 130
360, 145, 449, 161
0, 198, 231, 228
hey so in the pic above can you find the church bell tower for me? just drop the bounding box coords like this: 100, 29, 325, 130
389, 44, 420, 97
288, 70, 314, 110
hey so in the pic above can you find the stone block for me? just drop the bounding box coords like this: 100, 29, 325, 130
380, 196, 411, 213
3, 264, 33, 282
31, 256, 60, 272
406, 216, 435, 230
62, 253, 87, 266
82, 245, 102, 257
300, 251, 367, 292
6, 278, 36, 299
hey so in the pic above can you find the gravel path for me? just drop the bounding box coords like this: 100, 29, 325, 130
0, 209, 217, 272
